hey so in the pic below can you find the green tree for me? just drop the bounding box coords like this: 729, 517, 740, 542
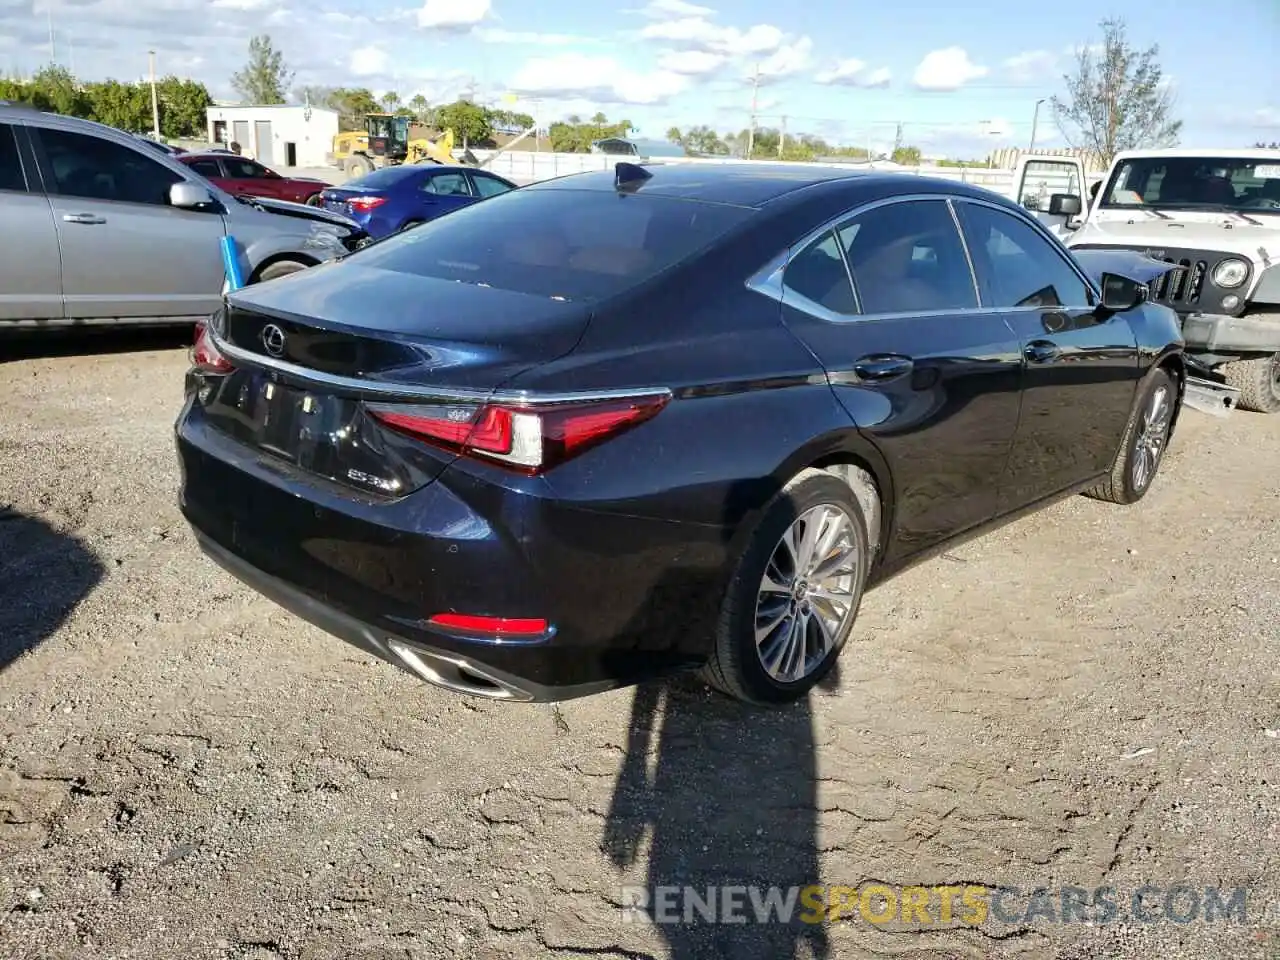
83, 80, 150, 132
681, 124, 728, 156
157, 76, 213, 138
379, 90, 402, 113
1051, 17, 1181, 166
29, 64, 90, 117
891, 145, 922, 165
0, 78, 48, 110
436, 99, 492, 144
230, 35, 294, 104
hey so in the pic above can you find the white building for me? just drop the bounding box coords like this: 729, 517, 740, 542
204, 104, 339, 169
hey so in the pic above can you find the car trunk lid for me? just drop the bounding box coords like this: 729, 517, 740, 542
195, 262, 592, 496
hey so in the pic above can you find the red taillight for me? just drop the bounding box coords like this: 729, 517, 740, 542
346, 196, 386, 211
428, 613, 548, 636
192, 321, 233, 373
367, 394, 669, 474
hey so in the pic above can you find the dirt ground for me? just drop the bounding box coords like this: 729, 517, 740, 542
1, 330, 1277, 960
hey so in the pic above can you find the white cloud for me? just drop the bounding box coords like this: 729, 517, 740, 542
1002, 49, 1058, 83
912, 47, 987, 91
814, 58, 891, 88
475, 28, 595, 45
756, 36, 811, 81
348, 44, 389, 77
415, 0, 490, 31
209, 0, 272, 9
508, 53, 687, 105
1256, 106, 1280, 126
659, 49, 726, 75
633, 0, 715, 17
641, 17, 784, 57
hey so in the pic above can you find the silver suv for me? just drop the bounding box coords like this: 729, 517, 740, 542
0, 103, 367, 329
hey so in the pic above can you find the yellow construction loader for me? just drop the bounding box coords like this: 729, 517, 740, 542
327, 113, 536, 177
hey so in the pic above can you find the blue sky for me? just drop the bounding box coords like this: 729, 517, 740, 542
2, 0, 1277, 156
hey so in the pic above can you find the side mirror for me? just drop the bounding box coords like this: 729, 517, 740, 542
170, 181, 214, 209
1099, 272, 1148, 313
1048, 193, 1083, 217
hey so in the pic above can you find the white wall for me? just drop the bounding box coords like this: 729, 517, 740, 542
204, 107, 339, 168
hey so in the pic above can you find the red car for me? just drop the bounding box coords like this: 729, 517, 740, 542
178, 152, 329, 206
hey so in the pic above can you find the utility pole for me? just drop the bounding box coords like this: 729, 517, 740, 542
47, 9, 55, 63
745, 63, 760, 158
891, 121, 903, 162
1028, 98, 1046, 153
778, 115, 787, 157
148, 50, 160, 140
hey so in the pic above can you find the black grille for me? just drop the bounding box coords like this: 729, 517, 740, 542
1070, 244, 1249, 316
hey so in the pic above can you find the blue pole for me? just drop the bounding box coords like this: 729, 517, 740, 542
221, 235, 246, 291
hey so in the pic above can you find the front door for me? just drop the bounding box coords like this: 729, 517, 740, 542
32, 127, 227, 320
952, 198, 1140, 507
776, 197, 1025, 561
0, 122, 63, 321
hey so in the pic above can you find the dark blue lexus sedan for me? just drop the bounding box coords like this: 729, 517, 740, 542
177, 161, 1186, 706
317, 163, 518, 239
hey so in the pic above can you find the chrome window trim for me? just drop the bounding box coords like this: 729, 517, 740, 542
746, 192, 988, 324
950, 195, 1101, 305
205, 321, 674, 406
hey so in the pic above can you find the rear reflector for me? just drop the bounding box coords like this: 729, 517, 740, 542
367, 394, 669, 474
428, 613, 549, 636
192, 321, 233, 373
346, 196, 387, 211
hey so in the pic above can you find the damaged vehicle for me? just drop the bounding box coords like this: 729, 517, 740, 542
0, 103, 368, 329
177, 163, 1187, 706
1066, 148, 1280, 414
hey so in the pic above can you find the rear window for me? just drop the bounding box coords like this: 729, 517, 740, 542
347, 166, 422, 190
346, 187, 754, 301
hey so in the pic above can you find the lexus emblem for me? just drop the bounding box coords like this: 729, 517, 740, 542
260, 323, 286, 358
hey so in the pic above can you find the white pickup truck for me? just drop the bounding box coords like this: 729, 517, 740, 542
1053, 148, 1280, 414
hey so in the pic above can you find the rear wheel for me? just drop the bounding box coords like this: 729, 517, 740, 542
702, 472, 870, 704
304, 192, 322, 206
399, 219, 424, 232
1084, 367, 1177, 504
252, 259, 310, 284
1221, 352, 1280, 414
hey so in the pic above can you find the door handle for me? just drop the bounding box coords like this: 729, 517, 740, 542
62, 213, 106, 224
852, 354, 914, 382
1024, 339, 1061, 363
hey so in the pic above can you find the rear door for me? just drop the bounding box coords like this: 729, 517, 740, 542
952, 198, 1139, 505
0, 121, 63, 321
418, 169, 475, 220
775, 197, 1024, 560
32, 126, 227, 320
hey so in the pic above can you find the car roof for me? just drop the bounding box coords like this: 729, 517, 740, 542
1111, 147, 1280, 162
179, 152, 237, 161
525, 160, 1008, 210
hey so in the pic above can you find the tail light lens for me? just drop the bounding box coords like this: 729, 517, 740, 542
192, 321, 233, 374
346, 196, 387, 211
367, 394, 669, 474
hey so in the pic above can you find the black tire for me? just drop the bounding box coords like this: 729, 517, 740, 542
1221, 352, 1280, 414
304, 193, 322, 207
1083, 367, 1177, 505
702, 471, 871, 705
252, 259, 310, 284
399, 219, 424, 232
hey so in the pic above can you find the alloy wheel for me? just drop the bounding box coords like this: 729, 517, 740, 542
1131, 382, 1172, 491
754, 504, 861, 684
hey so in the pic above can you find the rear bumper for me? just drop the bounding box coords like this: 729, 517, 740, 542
175, 402, 728, 702
1180, 310, 1280, 356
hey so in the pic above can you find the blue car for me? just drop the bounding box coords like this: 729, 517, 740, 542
317, 164, 518, 239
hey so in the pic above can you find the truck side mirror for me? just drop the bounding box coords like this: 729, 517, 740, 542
1048, 193, 1082, 217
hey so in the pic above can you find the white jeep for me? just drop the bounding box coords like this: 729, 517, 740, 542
1062, 148, 1280, 414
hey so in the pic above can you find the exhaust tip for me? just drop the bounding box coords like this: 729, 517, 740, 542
385, 638, 534, 701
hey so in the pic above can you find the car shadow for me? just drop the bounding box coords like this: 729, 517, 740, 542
0, 508, 105, 671
600, 481, 837, 958
1, 325, 193, 362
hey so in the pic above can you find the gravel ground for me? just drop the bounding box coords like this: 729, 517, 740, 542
1, 331, 1277, 960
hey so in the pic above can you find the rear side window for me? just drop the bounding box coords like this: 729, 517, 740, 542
187, 158, 222, 178
470, 173, 513, 198
423, 172, 472, 196
38, 128, 181, 205
0, 124, 26, 192
348, 188, 754, 302
783, 232, 857, 314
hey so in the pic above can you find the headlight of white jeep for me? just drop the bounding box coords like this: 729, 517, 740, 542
1212, 258, 1248, 288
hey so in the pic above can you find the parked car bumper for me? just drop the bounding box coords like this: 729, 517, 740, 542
174, 399, 727, 702
1180, 310, 1280, 356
